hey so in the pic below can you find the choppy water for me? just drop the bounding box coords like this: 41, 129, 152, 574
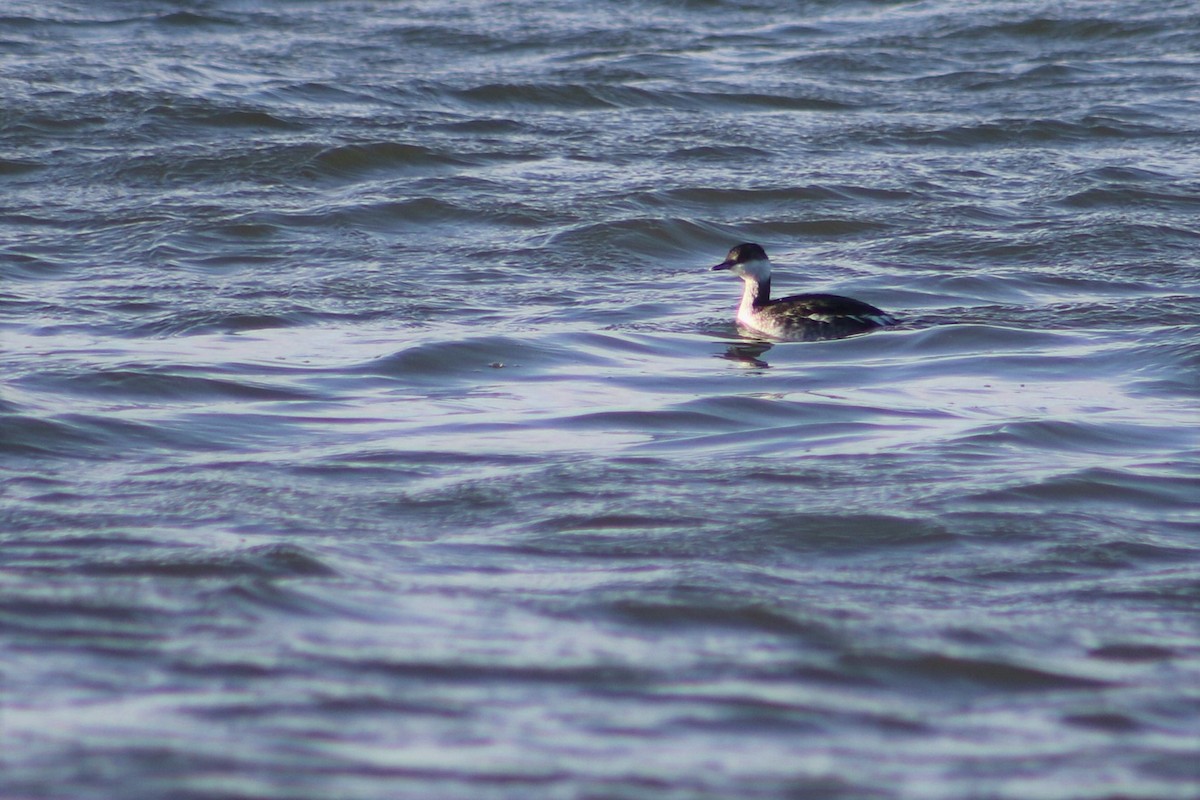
3, 1, 1200, 798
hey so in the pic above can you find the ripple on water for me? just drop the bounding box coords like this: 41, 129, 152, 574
304, 141, 473, 182
0, 537, 341, 673
949, 418, 1195, 457
76, 542, 337, 580
363, 334, 608, 385
969, 465, 1200, 512
548, 216, 728, 257
31, 367, 318, 402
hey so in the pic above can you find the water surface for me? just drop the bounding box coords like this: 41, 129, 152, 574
2, 1, 1199, 798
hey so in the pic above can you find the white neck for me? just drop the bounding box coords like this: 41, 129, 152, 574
737, 275, 768, 326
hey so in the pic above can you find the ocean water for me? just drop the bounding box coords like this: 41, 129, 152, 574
2, 1, 1199, 798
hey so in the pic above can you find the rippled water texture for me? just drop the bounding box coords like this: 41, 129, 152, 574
3, 1, 1199, 798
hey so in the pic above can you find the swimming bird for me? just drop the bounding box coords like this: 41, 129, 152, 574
711, 243, 897, 341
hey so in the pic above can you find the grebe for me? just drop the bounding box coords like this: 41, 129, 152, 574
712, 243, 896, 341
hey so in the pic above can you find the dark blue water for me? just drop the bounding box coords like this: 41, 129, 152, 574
3, 2, 1199, 798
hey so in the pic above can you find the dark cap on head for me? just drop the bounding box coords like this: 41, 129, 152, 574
712, 242, 768, 271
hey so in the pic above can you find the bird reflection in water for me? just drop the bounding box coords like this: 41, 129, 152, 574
718, 339, 774, 368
